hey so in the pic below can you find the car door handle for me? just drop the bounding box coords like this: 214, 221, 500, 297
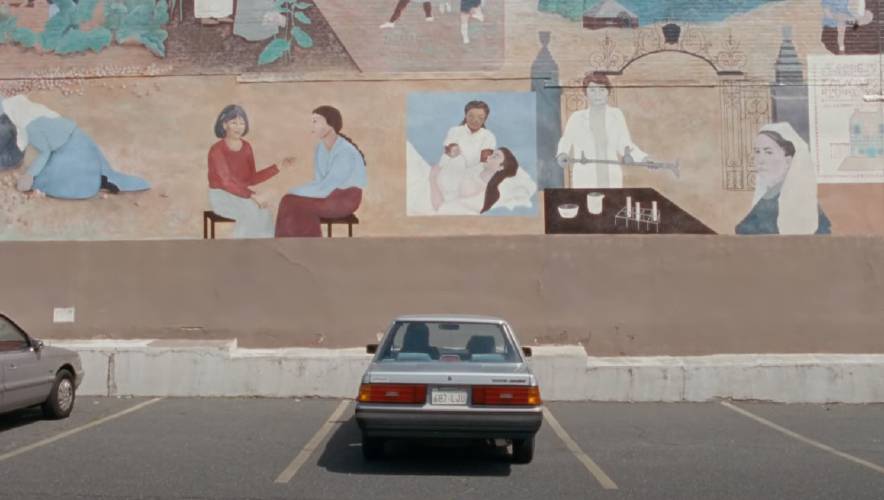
7, 364, 16, 369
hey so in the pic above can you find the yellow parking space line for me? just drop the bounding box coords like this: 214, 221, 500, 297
0, 398, 164, 463
721, 401, 884, 475
543, 407, 619, 490
275, 399, 352, 484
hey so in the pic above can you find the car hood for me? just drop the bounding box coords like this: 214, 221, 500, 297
40, 345, 82, 364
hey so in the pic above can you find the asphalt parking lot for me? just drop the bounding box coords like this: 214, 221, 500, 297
1, 398, 882, 499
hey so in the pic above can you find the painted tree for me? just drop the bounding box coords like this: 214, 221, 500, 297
258, 0, 315, 65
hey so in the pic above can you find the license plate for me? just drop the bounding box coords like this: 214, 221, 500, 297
431, 388, 468, 405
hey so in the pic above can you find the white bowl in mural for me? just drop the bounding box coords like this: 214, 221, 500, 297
557, 204, 579, 219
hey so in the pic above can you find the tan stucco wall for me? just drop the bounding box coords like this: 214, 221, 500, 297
2, 236, 882, 355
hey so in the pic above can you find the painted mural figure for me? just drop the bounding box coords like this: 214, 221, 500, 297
0, 95, 150, 200
431, 100, 496, 211
207, 105, 285, 239
195, 0, 235, 25
234, 0, 282, 41
275, 106, 366, 237
556, 73, 651, 189
735, 122, 832, 235
459, 0, 485, 44
380, 0, 434, 29
821, 0, 875, 54
430, 146, 527, 214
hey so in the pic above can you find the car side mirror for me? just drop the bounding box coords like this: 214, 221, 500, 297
366, 344, 378, 354
31, 339, 45, 352
521, 346, 532, 357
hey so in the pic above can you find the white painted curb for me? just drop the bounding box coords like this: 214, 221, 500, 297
47, 340, 884, 403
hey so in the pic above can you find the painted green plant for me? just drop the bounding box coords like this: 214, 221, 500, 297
40, 0, 113, 54
0, 6, 40, 49
103, 0, 170, 57
258, 0, 315, 66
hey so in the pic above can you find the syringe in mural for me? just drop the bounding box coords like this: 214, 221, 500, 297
556, 145, 681, 179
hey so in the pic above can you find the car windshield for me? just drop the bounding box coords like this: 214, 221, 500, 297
377, 321, 519, 363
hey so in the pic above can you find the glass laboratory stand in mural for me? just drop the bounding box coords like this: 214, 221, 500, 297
0, 0, 357, 80
543, 188, 715, 234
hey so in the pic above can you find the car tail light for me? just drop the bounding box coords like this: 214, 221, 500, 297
472, 386, 542, 406
358, 384, 427, 404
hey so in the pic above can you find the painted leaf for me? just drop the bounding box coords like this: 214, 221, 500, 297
103, 2, 129, 34
153, 0, 170, 26
290, 26, 312, 48
53, 27, 112, 54
40, 4, 76, 50
85, 27, 114, 52
274, 0, 288, 9
0, 17, 15, 44
291, 2, 311, 9
74, 0, 101, 25
258, 38, 290, 65
293, 11, 311, 25
116, 5, 153, 42
12, 27, 38, 48
138, 28, 167, 57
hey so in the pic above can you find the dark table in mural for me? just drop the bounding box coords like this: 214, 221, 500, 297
544, 188, 716, 235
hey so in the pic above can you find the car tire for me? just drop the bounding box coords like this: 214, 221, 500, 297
512, 436, 534, 464
362, 435, 385, 460
41, 369, 76, 419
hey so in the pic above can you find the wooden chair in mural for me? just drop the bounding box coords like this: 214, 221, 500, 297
202, 210, 359, 238
320, 214, 359, 238
203, 210, 234, 239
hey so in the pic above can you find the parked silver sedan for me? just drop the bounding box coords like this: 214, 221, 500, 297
0, 313, 84, 419
356, 315, 543, 463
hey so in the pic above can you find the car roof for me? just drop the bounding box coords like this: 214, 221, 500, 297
393, 314, 507, 325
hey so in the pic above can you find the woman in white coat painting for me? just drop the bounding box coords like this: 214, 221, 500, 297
556, 72, 650, 189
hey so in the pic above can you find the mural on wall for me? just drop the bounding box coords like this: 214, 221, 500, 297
311, 0, 505, 73
0, 94, 150, 200
736, 121, 831, 235
808, 54, 884, 184
539, 0, 787, 25
207, 103, 365, 238
407, 92, 539, 216
555, 72, 679, 189
0, 0, 507, 78
207, 104, 285, 239
820, 0, 881, 55
0, 0, 356, 78
275, 105, 366, 237
1, 0, 883, 241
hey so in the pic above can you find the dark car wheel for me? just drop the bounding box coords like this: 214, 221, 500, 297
362, 435, 385, 460
512, 436, 535, 464
42, 369, 76, 419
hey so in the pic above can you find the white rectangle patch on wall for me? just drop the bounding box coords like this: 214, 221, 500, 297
53, 307, 75, 323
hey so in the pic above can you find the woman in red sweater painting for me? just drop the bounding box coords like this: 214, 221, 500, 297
207, 105, 286, 238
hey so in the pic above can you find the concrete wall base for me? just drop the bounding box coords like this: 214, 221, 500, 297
49, 340, 884, 403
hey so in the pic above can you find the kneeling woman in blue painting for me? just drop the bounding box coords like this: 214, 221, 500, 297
275, 106, 366, 237
0, 95, 150, 199
736, 122, 831, 235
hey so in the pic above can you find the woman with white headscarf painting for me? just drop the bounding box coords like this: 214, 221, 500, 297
735, 122, 832, 235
